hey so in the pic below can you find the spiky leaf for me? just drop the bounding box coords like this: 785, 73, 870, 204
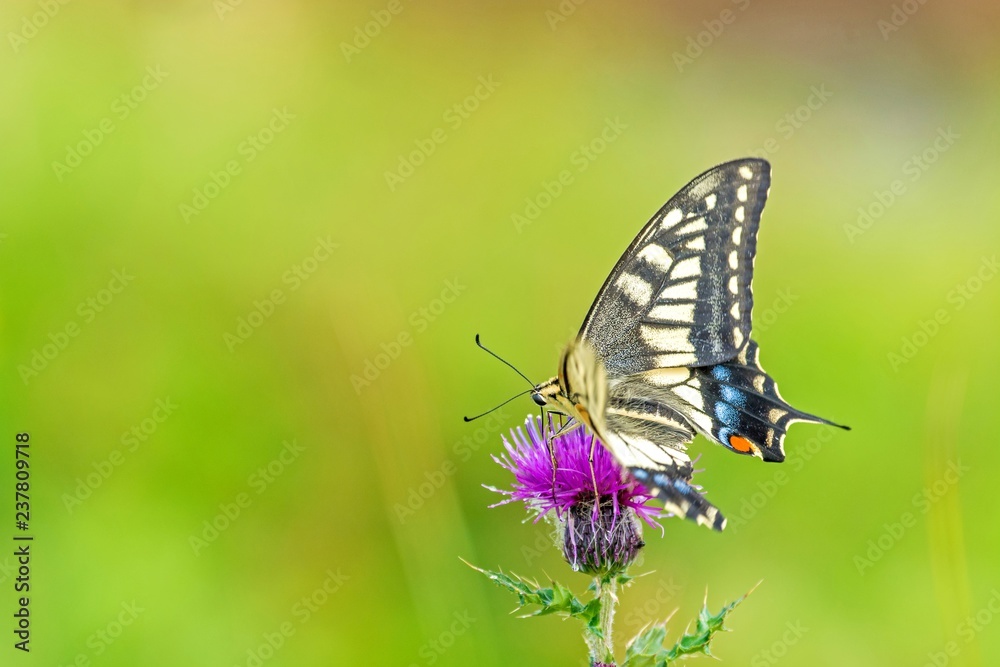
622, 589, 751, 666
466, 562, 603, 635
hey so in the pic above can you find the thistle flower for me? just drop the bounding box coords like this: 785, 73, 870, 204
489, 415, 662, 575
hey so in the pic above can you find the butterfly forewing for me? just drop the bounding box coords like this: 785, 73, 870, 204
579, 159, 770, 376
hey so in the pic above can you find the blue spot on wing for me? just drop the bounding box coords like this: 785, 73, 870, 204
714, 401, 739, 427
711, 365, 732, 382
670, 477, 691, 494
720, 385, 745, 407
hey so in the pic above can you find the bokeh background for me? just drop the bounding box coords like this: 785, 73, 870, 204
1, 0, 998, 665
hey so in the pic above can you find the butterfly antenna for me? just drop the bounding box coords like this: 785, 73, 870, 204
463, 388, 533, 422
474, 334, 534, 387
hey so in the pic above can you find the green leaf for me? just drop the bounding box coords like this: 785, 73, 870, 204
622, 586, 754, 666
464, 561, 603, 633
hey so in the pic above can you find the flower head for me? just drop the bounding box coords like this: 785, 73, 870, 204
489, 415, 662, 575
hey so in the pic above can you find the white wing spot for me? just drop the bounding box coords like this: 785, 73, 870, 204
753, 375, 766, 392
654, 352, 698, 367
616, 273, 652, 305
672, 256, 702, 280
705, 193, 717, 209
735, 206, 745, 223
685, 236, 706, 252
768, 408, 788, 423
739, 165, 753, 179
733, 327, 745, 348
732, 227, 742, 245
626, 436, 686, 468
728, 276, 738, 294
660, 208, 683, 230
687, 410, 714, 434
673, 384, 705, 411
661, 280, 698, 301
730, 303, 740, 320
641, 325, 695, 353
642, 368, 691, 386
675, 218, 707, 236
637, 244, 673, 271
649, 302, 695, 322
737, 185, 748, 202
728, 251, 739, 270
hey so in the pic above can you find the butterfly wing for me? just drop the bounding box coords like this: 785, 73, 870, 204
559, 159, 844, 531
559, 340, 726, 530
601, 378, 727, 530
670, 340, 847, 461
579, 159, 770, 376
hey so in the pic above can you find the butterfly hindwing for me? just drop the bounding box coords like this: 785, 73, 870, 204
579, 159, 771, 377
600, 374, 726, 530
672, 340, 839, 461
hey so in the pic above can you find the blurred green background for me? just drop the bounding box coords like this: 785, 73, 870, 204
1, 0, 998, 665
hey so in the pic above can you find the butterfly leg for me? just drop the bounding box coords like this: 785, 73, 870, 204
587, 432, 601, 519
541, 407, 559, 507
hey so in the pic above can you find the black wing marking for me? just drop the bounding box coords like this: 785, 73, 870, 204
579, 159, 770, 377
669, 340, 849, 461
630, 467, 726, 531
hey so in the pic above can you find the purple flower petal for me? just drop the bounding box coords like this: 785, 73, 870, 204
488, 414, 663, 528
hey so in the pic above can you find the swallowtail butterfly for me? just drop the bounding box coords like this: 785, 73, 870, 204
530, 158, 846, 531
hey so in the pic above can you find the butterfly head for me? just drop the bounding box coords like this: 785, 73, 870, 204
528, 339, 608, 435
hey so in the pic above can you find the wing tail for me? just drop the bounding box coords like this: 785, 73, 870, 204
685, 340, 849, 461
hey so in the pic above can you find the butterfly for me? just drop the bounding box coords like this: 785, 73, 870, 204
530, 158, 847, 531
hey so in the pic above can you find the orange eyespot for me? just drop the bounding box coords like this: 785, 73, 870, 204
729, 435, 754, 453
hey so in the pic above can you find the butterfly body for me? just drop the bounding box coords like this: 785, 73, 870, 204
530, 159, 846, 531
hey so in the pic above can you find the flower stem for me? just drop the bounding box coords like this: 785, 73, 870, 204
587, 574, 618, 666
